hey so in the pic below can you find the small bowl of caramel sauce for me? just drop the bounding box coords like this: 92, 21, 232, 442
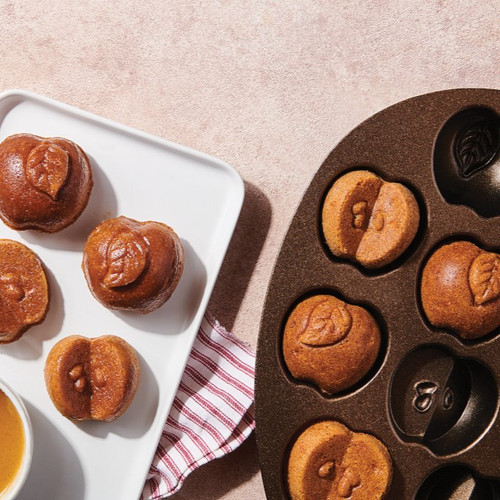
0, 379, 33, 499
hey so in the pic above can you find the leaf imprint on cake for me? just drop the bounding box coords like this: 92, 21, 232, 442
26, 142, 69, 200
299, 301, 352, 347
103, 231, 150, 288
469, 252, 499, 306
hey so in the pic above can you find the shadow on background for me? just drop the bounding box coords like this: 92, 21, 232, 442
78, 350, 159, 439
168, 432, 261, 500
114, 239, 206, 335
144, 180, 271, 498
168, 180, 271, 497
208, 181, 272, 331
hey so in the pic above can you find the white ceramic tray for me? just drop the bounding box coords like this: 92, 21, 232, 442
0, 90, 244, 500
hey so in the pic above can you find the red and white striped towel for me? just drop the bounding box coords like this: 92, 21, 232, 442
142, 312, 255, 499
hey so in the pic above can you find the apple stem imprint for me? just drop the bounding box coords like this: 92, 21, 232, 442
26, 142, 70, 200
68, 365, 86, 393
351, 201, 368, 229
317, 461, 335, 479
337, 468, 361, 498
299, 301, 352, 347
0, 272, 27, 328
413, 381, 438, 413
371, 211, 385, 232
0, 273, 26, 303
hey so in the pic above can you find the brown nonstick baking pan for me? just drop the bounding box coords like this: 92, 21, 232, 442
255, 88, 499, 499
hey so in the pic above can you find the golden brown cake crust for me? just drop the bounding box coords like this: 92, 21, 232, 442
0, 133, 93, 232
287, 420, 393, 500
282, 294, 381, 395
44, 334, 140, 422
0, 239, 49, 343
322, 170, 419, 268
82, 216, 184, 314
421, 241, 500, 339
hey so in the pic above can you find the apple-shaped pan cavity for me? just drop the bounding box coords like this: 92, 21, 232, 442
320, 168, 424, 273
389, 345, 497, 456
281, 291, 386, 397
416, 465, 500, 500
433, 106, 500, 217
285, 420, 393, 500
419, 239, 499, 341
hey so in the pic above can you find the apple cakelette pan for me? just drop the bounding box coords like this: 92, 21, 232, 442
255, 89, 499, 499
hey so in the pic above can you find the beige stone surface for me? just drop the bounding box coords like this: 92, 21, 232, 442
0, 1, 498, 498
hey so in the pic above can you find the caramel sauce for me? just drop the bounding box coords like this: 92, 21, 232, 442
0, 389, 25, 496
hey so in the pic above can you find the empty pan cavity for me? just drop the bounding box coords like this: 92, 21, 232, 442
389, 345, 497, 456
433, 106, 500, 217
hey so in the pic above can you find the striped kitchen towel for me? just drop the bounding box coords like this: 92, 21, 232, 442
142, 312, 256, 499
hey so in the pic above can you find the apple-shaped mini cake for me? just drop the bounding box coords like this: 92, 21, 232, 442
45, 334, 140, 422
287, 420, 392, 500
82, 216, 184, 313
322, 170, 420, 268
0, 134, 93, 232
282, 294, 381, 395
0, 239, 49, 343
421, 240, 499, 340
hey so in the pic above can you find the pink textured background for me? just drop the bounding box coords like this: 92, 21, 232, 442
1, 1, 498, 498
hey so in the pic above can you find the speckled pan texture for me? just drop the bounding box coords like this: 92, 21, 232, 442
255, 89, 500, 500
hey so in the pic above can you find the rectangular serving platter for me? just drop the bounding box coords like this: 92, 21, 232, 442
0, 89, 244, 500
